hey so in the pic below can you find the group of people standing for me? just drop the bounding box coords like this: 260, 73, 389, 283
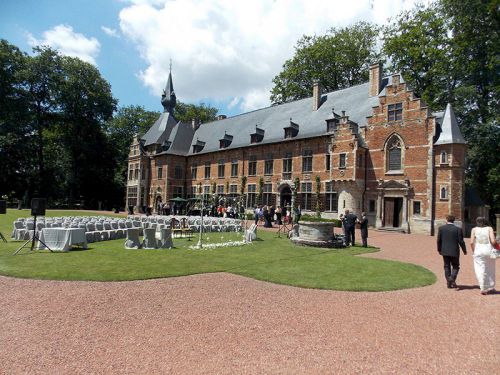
437, 215, 497, 295
339, 209, 369, 248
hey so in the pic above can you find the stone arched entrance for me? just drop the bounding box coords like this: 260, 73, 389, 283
279, 185, 292, 209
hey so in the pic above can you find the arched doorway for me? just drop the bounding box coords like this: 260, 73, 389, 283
280, 186, 292, 209
155, 195, 162, 214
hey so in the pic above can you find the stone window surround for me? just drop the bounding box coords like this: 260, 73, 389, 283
384, 133, 405, 174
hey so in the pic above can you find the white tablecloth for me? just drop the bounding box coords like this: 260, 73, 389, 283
38, 228, 88, 252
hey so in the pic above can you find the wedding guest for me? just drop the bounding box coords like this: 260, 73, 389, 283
343, 209, 357, 247
470, 217, 497, 295
358, 212, 368, 247
437, 215, 467, 289
276, 206, 283, 225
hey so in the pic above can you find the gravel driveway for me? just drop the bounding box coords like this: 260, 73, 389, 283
0, 230, 498, 374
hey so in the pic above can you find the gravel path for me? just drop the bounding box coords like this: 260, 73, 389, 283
0, 230, 498, 374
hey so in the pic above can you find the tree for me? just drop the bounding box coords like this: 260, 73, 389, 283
0, 40, 31, 200
270, 22, 380, 104
383, 4, 456, 110
56, 56, 118, 207
105, 105, 160, 198
175, 102, 218, 124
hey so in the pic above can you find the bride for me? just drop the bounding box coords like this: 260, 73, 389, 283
470, 217, 497, 295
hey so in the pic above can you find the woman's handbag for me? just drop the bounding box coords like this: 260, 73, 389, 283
491, 242, 500, 259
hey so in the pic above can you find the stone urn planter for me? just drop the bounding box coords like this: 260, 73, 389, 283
290, 221, 342, 248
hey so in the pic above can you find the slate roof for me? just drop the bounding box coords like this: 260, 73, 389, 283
189, 82, 379, 156
434, 104, 466, 145
142, 112, 178, 147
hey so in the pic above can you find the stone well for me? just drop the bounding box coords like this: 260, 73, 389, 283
290, 221, 342, 248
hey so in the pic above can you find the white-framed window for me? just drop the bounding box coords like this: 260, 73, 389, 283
440, 186, 448, 200
247, 184, 257, 208
231, 160, 238, 177
440, 151, 448, 164
388, 102, 403, 121
248, 156, 257, 176
325, 182, 337, 212
302, 149, 313, 172
218, 160, 225, 178
191, 163, 198, 179
300, 182, 313, 210
204, 162, 211, 179
263, 183, 273, 206
217, 185, 224, 194
282, 152, 292, 179
265, 155, 274, 175
339, 153, 346, 169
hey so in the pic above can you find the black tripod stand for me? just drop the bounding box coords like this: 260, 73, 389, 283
0, 231, 7, 243
13, 215, 52, 255
276, 219, 291, 238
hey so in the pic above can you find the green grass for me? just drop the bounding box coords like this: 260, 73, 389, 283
0, 209, 436, 291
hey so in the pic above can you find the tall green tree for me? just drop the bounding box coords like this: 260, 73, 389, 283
106, 105, 160, 196
270, 22, 380, 104
0, 40, 31, 200
56, 56, 117, 207
383, 4, 456, 110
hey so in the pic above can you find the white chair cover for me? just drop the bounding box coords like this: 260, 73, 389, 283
142, 228, 157, 249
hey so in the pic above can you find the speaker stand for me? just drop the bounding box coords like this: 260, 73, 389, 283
13, 215, 53, 255
0, 232, 7, 243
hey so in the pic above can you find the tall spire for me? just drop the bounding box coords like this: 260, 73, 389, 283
161, 62, 176, 114
434, 104, 466, 145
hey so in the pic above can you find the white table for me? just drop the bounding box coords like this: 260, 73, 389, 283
38, 228, 88, 252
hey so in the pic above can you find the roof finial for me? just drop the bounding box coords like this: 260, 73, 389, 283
169, 58, 172, 73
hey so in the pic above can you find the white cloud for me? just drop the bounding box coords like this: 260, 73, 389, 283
119, 0, 420, 113
27, 24, 100, 65
101, 26, 120, 38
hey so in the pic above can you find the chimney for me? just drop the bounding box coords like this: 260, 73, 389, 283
392, 73, 400, 86
217, 114, 227, 120
191, 118, 200, 131
312, 80, 321, 111
369, 62, 382, 97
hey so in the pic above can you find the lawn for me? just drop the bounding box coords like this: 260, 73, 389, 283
0, 209, 436, 291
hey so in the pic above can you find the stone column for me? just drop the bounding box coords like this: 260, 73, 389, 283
376, 192, 383, 228
402, 195, 409, 232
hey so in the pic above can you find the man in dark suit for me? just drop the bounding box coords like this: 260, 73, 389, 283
358, 212, 368, 247
342, 209, 358, 247
437, 214, 467, 289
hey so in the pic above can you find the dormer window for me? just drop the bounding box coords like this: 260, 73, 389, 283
284, 119, 299, 139
192, 139, 206, 154
219, 132, 233, 149
325, 109, 340, 133
250, 127, 265, 144
161, 141, 171, 151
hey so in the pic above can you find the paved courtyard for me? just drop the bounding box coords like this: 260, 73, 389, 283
0, 230, 498, 374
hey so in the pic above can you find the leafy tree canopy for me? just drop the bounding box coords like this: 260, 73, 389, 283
270, 22, 380, 104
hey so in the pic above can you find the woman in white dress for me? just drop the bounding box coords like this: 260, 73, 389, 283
470, 217, 497, 295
